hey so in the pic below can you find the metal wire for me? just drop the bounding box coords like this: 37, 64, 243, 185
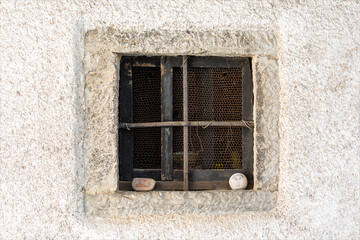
173, 67, 243, 170
132, 67, 161, 123
132, 67, 162, 169
130, 65, 243, 170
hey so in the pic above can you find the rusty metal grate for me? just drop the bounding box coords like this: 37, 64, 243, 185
133, 128, 161, 169
173, 67, 243, 170
173, 126, 242, 170
132, 67, 161, 123
132, 67, 161, 169
173, 67, 242, 121
132, 66, 243, 170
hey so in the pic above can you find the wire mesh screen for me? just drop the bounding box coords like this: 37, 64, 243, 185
173, 67, 242, 121
173, 126, 242, 170
173, 67, 243, 170
129, 65, 243, 170
132, 67, 161, 123
133, 128, 161, 169
132, 67, 161, 169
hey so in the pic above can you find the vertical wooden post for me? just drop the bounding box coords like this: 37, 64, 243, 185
119, 57, 134, 181
161, 57, 173, 181
183, 56, 189, 190
241, 58, 254, 180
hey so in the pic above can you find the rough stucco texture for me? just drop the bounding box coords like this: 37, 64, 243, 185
0, 0, 359, 239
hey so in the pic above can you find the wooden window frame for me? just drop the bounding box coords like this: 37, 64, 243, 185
119, 56, 254, 191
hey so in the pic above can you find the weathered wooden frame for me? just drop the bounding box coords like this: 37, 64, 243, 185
84, 28, 279, 216
118, 56, 253, 190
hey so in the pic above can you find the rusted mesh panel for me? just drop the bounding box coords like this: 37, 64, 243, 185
173, 67, 242, 121
133, 128, 161, 169
131, 66, 243, 170
132, 67, 161, 169
173, 126, 242, 169
173, 68, 183, 121
173, 127, 183, 169
132, 67, 161, 123
173, 67, 243, 170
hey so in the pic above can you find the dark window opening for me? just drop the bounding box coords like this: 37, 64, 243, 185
119, 56, 253, 191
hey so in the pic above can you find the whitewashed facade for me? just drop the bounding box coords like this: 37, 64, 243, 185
0, 1, 359, 238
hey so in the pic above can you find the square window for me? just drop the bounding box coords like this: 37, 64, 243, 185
84, 28, 279, 216
118, 56, 253, 191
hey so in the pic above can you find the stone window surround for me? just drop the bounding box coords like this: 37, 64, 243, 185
84, 28, 279, 216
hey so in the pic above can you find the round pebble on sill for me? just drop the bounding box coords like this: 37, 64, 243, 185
132, 178, 156, 191
229, 173, 247, 190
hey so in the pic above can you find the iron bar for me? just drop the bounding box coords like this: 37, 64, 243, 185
119, 121, 254, 129
183, 56, 189, 190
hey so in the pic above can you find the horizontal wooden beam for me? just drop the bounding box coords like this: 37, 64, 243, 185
119, 181, 230, 190
131, 56, 248, 68
119, 121, 254, 129
132, 56, 160, 67
119, 180, 254, 191
188, 56, 248, 68
130, 169, 253, 181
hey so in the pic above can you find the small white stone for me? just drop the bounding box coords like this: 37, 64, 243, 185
229, 173, 247, 190
131, 178, 156, 191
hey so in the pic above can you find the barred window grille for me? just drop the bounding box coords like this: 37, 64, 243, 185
119, 56, 254, 191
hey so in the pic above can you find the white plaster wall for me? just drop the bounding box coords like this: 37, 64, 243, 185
0, 0, 359, 239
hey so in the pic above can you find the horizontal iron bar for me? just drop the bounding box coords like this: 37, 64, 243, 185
119, 121, 254, 129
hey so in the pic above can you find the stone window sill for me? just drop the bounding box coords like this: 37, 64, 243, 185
85, 190, 277, 216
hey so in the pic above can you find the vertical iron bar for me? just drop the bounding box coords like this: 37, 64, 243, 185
161, 57, 173, 180
119, 57, 134, 180
183, 56, 189, 190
